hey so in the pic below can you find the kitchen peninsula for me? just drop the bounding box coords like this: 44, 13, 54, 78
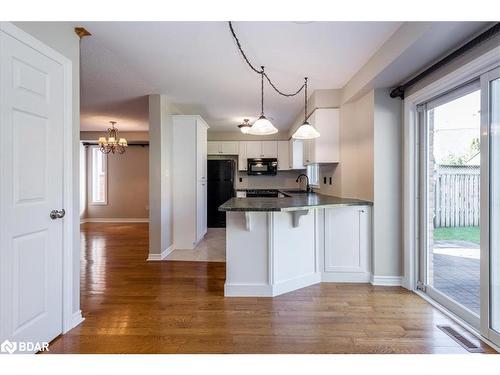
219, 191, 373, 297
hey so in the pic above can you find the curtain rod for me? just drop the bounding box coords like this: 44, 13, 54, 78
390, 22, 500, 99
82, 141, 149, 147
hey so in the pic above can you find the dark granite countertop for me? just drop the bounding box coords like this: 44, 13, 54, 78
219, 192, 372, 212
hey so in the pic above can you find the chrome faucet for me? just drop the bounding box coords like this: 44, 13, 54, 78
296, 174, 312, 192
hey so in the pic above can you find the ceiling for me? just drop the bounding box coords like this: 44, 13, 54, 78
78, 21, 403, 132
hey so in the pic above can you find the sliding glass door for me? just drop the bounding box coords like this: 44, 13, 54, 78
418, 66, 500, 346
418, 81, 482, 328
481, 67, 500, 346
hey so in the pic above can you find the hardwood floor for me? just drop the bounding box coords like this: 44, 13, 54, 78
46, 223, 496, 354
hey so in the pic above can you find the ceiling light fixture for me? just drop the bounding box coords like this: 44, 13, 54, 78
292, 77, 320, 139
229, 22, 309, 136
238, 118, 252, 134
98, 121, 128, 154
248, 66, 278, 135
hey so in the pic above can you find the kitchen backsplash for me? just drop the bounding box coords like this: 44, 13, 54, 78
236, 170, 304, 190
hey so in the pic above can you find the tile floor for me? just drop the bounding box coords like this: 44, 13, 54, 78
166, 228, 226, 262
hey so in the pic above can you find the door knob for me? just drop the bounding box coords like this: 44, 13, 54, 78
50, 209, 65, 220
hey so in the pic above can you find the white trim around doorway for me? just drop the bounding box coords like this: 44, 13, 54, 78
403, 45, 500, 291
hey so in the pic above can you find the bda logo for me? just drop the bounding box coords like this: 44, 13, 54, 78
1, 340, 17, 354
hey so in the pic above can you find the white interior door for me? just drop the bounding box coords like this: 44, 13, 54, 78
0, 30, 65, 347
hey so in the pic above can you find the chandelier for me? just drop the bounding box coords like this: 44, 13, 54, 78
238, 118, 252, 134
98, 121, 128, 154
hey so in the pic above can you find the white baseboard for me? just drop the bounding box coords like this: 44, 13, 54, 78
63, 310, 84, 334
370, 275, 403, 286
321, 271, 371, 283
147, 245, 174, 261
273, 273, 321, 296
225, 273, 321, 297
81, 218, 149, 224
224, 283, 273, 297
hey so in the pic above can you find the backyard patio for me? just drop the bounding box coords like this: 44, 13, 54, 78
432, 226, 480, 314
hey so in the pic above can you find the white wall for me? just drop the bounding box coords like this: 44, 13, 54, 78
148, 95, 183, 257
338, 90, 375, 201
14, 21, 82, 319
373, 89, 402, 277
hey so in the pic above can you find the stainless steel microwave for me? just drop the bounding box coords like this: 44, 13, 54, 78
247, 158, 278, 176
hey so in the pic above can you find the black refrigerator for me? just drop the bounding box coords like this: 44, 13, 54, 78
207, 159, 235, 227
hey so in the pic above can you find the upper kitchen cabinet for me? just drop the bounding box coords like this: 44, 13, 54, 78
288, 139, 305, 169
238, 141, 279, 171
207, 141, 239, 155
277, 141, 290, 170
303, 108, 340, 165
172, 115, 209, 249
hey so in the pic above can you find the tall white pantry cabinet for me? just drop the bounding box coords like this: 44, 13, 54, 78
173, 115, 209, 249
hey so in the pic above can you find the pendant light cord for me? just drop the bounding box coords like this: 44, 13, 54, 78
229, 21, 306, 98
260, 67, 264, 116
304, 77, 308, 122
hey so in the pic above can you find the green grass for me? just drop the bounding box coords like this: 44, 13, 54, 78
433, 226, 480, 244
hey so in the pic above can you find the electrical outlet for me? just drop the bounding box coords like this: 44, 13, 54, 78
239, 177, 243, 183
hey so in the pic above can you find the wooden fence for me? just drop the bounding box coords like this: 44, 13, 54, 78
433, 165, 480, 228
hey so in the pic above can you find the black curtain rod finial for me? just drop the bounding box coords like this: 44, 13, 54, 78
390, 86, 405, 99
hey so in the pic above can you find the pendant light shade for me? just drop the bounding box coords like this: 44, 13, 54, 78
292, 77, 320, 140
248, 66, 278, 136
248, 115, 278, 135
292, 121, 320, 139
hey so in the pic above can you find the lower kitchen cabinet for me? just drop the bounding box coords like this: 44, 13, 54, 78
322, 205, 371, 282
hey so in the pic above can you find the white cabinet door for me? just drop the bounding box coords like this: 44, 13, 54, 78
238, 141, 247, 171
207, 141, 219, 155
197, 124, 207, 180
303, 139, 312, 165
196, 181, 207, 241
261, 141, 278, 158
246, 141, 262, 158
306, 108, 340, 164
289, 139, 305, 169
220, 141, 239, 155
324, 206, 370, 274
277, 141, 290, 170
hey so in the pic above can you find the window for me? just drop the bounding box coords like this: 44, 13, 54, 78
307, 164, 319, 187
91, 147, 107, 204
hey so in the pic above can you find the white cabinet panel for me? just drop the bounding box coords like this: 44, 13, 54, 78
207, 141, 219, 155
173, 115, 209, 249
324, 206, 370, 274
238, 141, 247, 171
197, 122, 207, 180
220, 141, 239, 155
196, 180, 207, 241
304, 108, 340, 164
245, 141, 262, 158
277, 141, 290, 170
261, 141, 278, 158
289, 139, 305, 169
207, 141, 239, 155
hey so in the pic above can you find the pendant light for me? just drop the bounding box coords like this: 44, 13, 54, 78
237, 119, 252, 134
248, 66, 278, 135
292, 77, 320, 140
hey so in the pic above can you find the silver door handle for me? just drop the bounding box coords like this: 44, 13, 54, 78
50, 209, 65, 220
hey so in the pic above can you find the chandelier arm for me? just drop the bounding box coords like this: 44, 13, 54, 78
229, 21, 306, 98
